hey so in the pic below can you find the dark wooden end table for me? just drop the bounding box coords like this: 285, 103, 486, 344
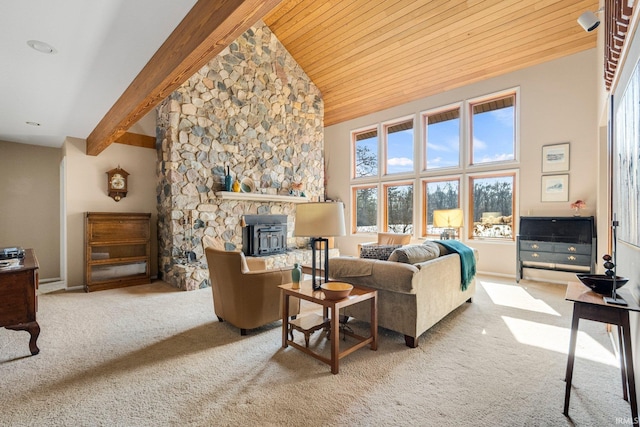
279, 280, 377, 374
564, 281, 639, 424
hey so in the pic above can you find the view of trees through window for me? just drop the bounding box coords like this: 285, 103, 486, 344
350, 88, 518, 241
424, 180, 460, 236
354, 129, 378, 178
470, 175, 514, 239
385, 184, 413, 233
354, 186, 378, 233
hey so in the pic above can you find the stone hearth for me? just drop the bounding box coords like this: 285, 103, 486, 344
156, 21, 324, 290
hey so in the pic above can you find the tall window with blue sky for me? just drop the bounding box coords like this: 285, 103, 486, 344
350, 88, 518, 240
353, 128, 378, 178
470, 94, 515, 165
384, 119, 414, 174
424, 107, 460, 170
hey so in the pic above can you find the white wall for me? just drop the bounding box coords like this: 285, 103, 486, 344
63, 137, 158, 288
325, 49, 599, 280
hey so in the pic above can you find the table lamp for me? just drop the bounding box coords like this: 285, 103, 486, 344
294, 202, 346, 290
433, 208, 463, 240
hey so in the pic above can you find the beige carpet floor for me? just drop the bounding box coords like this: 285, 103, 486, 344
0, 275, 634, 426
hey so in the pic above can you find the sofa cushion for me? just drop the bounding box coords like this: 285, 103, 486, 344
360, 244, 402, 260
330, 257, 419, 294
389, 242, 440, 264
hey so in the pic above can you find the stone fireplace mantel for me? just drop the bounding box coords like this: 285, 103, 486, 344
214, 191, 309, 204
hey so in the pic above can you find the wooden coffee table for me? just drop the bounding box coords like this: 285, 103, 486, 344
279, 280, 377, 374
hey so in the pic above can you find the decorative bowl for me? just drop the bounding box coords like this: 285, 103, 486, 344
240, 177, 255, 193
321, 282, 353, 300
576, 274, 629, 295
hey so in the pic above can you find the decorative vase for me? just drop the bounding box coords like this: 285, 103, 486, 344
232, 179, 241, 192
224, 166, 232, 192
291, 263, 302, 289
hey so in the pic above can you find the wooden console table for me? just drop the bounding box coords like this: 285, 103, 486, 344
280, 281, 377, 374
564, 281, 639, 423
0, 249, 40, 355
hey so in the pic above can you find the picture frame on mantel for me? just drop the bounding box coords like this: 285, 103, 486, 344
542, 142, 570, 173
541, 174, 569, 202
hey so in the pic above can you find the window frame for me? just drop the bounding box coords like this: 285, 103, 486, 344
348, 88, 519, 240
468, 89, 519, 168
421, 176, 462, 238
351, 126, 380, 180
351, 184, 379, 235
467, 170, 517, 241
382, 180, 415, 233
421, 103, 462, 172
382, 115, 416, 177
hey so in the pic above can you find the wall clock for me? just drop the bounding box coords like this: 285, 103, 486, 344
106, 167, 129, 202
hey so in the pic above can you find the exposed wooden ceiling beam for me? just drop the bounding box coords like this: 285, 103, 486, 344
115, 132, 156, 149
86, 0, 282, 156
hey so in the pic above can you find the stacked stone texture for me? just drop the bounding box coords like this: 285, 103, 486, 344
156, 21, 324, 290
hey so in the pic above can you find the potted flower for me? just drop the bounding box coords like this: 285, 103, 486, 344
570, 199, 586, 215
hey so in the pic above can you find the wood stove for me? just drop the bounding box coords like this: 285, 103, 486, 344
242, 215, 288, 256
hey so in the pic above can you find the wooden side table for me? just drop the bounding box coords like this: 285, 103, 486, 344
280, 280, 377, 374
564, 281, 639, 424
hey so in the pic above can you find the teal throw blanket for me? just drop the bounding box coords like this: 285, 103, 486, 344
435, 240, 476, 291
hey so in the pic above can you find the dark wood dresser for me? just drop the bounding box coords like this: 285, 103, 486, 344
516, 216, 596, 282
0, 248, 40, 355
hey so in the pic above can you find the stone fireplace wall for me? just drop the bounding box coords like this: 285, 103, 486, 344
156, 21, 324, 290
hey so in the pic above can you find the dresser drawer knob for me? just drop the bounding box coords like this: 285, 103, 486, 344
568, 246, 577, 252
531, 244, 539, 249
568, 255, 576, 261
532, 253, 539, 258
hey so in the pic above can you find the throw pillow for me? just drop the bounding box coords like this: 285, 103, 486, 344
389, 243, 440, 264
428, 240, 451, 256
359, 244, 402, 260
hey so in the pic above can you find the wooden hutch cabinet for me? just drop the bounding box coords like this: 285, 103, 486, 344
85, 212, 151, 292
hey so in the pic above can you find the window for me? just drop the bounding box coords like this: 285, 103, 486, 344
350, 88, 518, 239
469, 173, 515, 240
470, 93, 516, 165
423, 107, 460, 170
384, 182, 413, 233
353, 128, 378, 178
384, 119, 414, 175
352, 185, 378, 233
422, 178, 460, 237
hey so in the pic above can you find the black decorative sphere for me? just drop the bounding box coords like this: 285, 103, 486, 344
604, 261, 615, 270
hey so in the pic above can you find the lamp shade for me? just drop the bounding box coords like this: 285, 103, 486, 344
432, 208, 464, 228
294, 202, 346, 237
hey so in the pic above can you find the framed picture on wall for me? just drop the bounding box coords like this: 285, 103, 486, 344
541, 174, 569, 202
542, 142, 570, 173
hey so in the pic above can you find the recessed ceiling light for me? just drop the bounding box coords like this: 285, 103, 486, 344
26, 121, 41, 127
27, 40, 57, 54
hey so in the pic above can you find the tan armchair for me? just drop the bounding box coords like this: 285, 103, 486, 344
204, 247, 300, 335
357, 232, 412, 254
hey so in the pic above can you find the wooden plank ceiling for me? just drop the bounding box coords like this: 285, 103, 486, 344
264, 0, 600, 126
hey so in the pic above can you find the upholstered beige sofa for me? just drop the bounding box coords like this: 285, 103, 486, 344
329, 241, 477, 348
